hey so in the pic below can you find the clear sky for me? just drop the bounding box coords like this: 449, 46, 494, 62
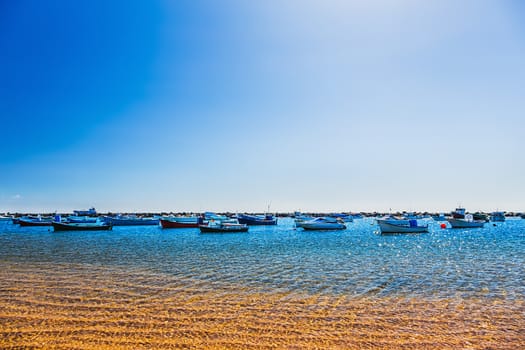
1, 0, 524, 213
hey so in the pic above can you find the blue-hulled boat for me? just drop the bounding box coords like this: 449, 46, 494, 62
329, 213, 354, 222
490, 211, 505, 222
66, 215, 98, 223
73, 207, 97, 216
18, 216, 54, 227
237, 213, 277, 226
199, 221, 248, 233
52, 222, 112, 231
204, 212, 238, 224
102, 215, 159, 226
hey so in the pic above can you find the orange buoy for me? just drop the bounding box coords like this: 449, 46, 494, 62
440, 223, 446, 229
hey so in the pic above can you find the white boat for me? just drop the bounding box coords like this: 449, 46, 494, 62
0, 215, 12, 221
199, 220, 248, 233
376, 216, 410, 225
448, 217, 485, 228
329, 213, 354, 222
301, 217, 346, 231
378, 220, 428, 234
448, 209, 485, 228
294, 213, 316, 228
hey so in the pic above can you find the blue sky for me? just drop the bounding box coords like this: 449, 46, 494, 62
1, 0, 524, 213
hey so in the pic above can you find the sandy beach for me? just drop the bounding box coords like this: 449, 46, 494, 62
1, 263, 523, 349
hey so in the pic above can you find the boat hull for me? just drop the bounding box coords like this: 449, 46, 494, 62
301, 223, 346, 230
160, 219, 200, 228
18, 219, 53, 227
237, 214, 277, 226
448, 218, 485, 228
104, 217, 159, 226
66, 216, 98, 223
199, 225, 248, 233
378, 221, 428, 234
52, 222, 112, 231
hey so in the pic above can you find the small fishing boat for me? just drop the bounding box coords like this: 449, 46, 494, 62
448, 217, 485, 228
66, 215, 98, 223
237, 213, 277, 226
376, 216, 410, 225
490, 211, 505, 222
378, 219, 428, 234
102, 215, 159, 226
18, 216, 53, 226
301, 217, 346, 231
431, 214, 447, 221
329, 213, 354, 222
160, 216, 203, 228
294, 212, 316, 228
52, 222, 112, 231
204, 212, 238, 224
199, 221, 248, 233
73, 207, 97, 216
473, 212, 489, 222
0, 215, 12, 221
448, 208, 485, 228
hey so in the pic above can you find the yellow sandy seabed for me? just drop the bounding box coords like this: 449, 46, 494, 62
0, 262, 523, 349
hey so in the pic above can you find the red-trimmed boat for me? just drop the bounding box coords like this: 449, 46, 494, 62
160, 216, 204, 229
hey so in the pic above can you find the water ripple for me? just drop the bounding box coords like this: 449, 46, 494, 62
1, 218, 524, 299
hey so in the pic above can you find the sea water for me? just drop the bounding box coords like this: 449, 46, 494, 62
1, 217, 523, 300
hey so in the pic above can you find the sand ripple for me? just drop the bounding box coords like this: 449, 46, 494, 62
1, 262, 524, 349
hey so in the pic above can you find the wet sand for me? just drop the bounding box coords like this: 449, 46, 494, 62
1, 263, 523, 349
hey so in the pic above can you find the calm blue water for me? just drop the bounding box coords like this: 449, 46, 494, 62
1, 218, 524, 299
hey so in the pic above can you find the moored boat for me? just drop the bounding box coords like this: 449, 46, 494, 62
448, 209, 485, 228
329, 213, 354, 222
204, 212, 238, 224
376, 216, 410, 225
294, 212, 316, 228
0, 215, 12, 221
103, 215, 159, 226
52, 222, 112, 231
18, 216, 53, 226
431, 214, 447, 221
378, 219, 428, 234
473, 212, 489, 222
199, 221, 248, 233
448, 218, 485, 228
490, 211, 505, 222
66, 215, 98, 223
160, 216, 203, 228
237, 213, 277, 226
301, 217, 346, 231
73, 207, 97, 217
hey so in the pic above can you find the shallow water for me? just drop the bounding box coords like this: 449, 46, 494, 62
1, 217, 523, 300
1, 218, 524, 348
